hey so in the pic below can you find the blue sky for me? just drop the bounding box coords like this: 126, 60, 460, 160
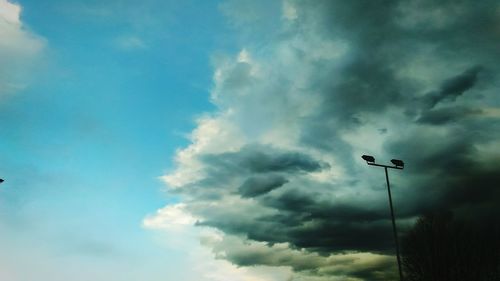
0, 0, 247, 280
2, 0, 499, 280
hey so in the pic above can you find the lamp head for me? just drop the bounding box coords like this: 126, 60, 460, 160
391, 159, 404, 168
361, 155, 375, 163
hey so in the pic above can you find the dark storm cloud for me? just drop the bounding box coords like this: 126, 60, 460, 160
423, 66, 483, 109
259, 190, 388, 222
173, 144, 328, 200
164, 0, 500, 280
200, 188, 396, 253
291, 0, 500, 234
201, 144, 327, 174
296, 0, 499, 136
417, 106, 482, 125
388, 121, 500, 220
238, 174, 288, 198
201, 216, 395, 253
415, 67, 486, 124
296, 1, 409, 122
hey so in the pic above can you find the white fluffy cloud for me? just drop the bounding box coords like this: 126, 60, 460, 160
0, 0, 45, 94
143, 203, 296, 281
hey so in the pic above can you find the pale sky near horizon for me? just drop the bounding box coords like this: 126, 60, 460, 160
1, 1, 499, 280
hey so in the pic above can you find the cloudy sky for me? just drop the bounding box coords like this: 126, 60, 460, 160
1, 0, 499, 280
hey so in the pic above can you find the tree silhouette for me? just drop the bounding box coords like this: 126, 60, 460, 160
401, 212, 500, 281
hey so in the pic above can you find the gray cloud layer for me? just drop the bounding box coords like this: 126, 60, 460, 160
160, 0, 500, 280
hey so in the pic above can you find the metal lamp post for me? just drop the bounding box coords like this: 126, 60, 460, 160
361, 155, 404, 281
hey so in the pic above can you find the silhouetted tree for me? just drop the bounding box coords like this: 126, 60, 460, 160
401, 212, 500, 281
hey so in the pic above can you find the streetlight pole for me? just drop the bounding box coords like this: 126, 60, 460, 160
361, 155, 404, 281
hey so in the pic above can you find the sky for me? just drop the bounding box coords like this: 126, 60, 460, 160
0, 0, 499, 281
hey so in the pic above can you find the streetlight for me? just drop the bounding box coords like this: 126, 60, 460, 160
361, 154, 404, 281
